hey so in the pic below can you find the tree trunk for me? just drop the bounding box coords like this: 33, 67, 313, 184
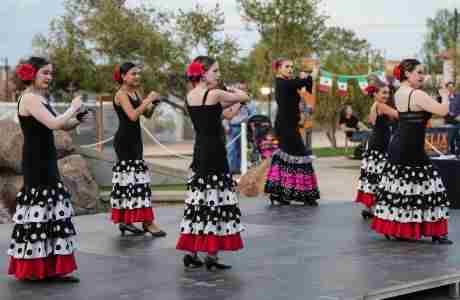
326, 120, 338, 148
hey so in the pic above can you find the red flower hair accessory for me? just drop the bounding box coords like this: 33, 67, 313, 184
186, 61, 205, 77
365, 85, 378, 96
272, 59, 285, 72
16, 64, 36, 81
113, 65, 121, 82
393, 64, 401, 80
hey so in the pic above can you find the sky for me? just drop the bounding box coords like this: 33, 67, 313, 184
1, 0, 460, 66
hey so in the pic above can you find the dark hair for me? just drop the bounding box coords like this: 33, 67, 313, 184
19, 56, 50, 86
117, 62, 137, 84
339, 104, 354, 120
367, 78, 388, 97
399, 59, 421, 82
187, 56, 216, 84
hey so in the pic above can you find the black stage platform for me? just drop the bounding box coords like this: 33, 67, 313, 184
0, 200, 460, 300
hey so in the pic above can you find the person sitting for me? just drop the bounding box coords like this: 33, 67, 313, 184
338, 104, 370, 149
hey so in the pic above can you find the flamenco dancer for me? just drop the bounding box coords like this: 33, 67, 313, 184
371, 59, 452, 244
8, 57, 84, 281
111, 62, 166, 237
356, 80, 398, 219
264, 59, 320, 206
176, 56, 248, 270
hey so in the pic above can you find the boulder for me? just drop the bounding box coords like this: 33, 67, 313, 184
0, 120, 23, 173
54, 130, 75, 158
0, 173, 23, 223
58, 154, 98, 213
0, 120, 75, 173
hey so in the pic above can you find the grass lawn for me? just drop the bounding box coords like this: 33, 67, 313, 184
312, 147, 355, 158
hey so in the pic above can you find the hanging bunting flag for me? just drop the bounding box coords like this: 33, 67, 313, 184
376, 70, 386, 83
318, 74, 333, 93
357, 77, 369, 94
336, 77, 348, 97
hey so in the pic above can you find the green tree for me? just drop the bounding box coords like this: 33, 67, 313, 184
33, 0, 187, 98
32, 13, 95, 99
237, 0, 326, 60
237, 0, 327, 99
175, 4, 249, 85
422, 9, 459, 77
315, 27, 382, 147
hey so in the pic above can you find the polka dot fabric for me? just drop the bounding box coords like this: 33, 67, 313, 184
371, 162, 450, 239
176, 172, 244, 253
356, 149, 388, 209
7, 181, 78, 279
110, 159, 154, 224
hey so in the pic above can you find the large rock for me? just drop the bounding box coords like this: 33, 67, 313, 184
0, 120, 23, 173
0, 173, 23, 223
58, 154, 98, 213
54, 130, 75, 158
0, 120, 75, 173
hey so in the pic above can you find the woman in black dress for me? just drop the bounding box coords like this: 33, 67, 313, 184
111, 62, 166, 237
371, 59, 452, 244
176, 56, 248, 270
8, 57, 84, 281
265, 59, 320, 206
356, 80, 398, 219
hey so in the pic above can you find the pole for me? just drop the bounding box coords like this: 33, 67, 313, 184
96, 95, 104, 152
268, 89, 272, 122
5, 58, 9, 101
240, 122, 248, 175
454, 8, 458, 86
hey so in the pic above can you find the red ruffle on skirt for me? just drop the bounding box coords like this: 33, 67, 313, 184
176, 233, 244, 253
8, 254, 77, 280
355, 192, 376, 209
371, 217, 448, 240
111, 208, 154, 224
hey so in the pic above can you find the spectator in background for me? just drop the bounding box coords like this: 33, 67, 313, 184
339, 104, 370, 148
223, 82, 257, 174
444, 81, 460, 155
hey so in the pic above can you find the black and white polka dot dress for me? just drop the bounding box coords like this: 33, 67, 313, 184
356, 111, 393, 209
176, 90, 244, 254
8, 97, 77, 280
371, 88, 449, 240
111, 93, 154, 224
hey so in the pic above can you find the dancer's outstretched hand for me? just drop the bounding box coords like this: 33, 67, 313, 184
438, 88, 449, 102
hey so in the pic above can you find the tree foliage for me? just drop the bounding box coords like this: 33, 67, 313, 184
175, 4, 250, 85
422, 9, 459, 75
315, 27, 382, 147
237, 0, 326, 58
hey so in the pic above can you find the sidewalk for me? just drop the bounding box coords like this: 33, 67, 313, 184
143, 129, 351, 157
142, 155, 361, 204
142, 129, 360, 203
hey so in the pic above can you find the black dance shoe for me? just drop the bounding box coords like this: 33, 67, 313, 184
118, 223, 144, 236
305, 199, 319, 207
432, 236, 453, 245
204, 256, 232, 271
142, 224, 167, 237
269, 195, 290, 205
183, 254, 204, 268
361, 210, 373, 219
46, 275, 80, 283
